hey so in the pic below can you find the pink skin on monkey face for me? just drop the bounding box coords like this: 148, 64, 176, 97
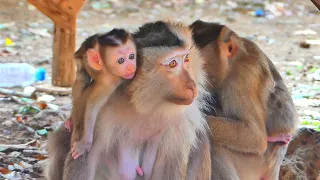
106, 41, 137, 79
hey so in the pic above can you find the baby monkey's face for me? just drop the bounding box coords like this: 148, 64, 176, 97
105, 40, 137, 79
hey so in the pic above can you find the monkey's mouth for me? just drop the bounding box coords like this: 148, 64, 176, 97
169, 97, 194, 105
123, 73, 135, 79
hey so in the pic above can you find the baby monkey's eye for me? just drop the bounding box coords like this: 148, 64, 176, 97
129, 54, 135, 60
184, 54, 190, 62
118, 58, 125, 64
169, 60, 177, 68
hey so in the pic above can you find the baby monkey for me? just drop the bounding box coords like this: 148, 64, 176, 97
69, 29, 137, 159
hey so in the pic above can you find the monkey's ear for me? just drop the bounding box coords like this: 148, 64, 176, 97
225, 39, 238, 60
221, 27, 238, 60
87, 49, 102, 70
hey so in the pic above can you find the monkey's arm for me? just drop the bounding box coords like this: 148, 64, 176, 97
71, 82, 115, 159
266, 81, 298, 137
186, 131, 211, 180
207, 115, 267, 155
72, 60, 91, 101
266, 60, 299, 139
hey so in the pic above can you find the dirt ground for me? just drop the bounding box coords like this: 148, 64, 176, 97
0, 0, 319, 179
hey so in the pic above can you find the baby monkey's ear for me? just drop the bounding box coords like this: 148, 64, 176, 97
87, 49, 102, 70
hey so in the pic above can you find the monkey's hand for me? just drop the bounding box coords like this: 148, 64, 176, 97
71, 140, 92, 159
267, 133, 292, 145
64, 117, 72, 132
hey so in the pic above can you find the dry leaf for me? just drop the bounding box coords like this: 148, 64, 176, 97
0, 167, 11, 174
33, 154, 48, 160
37, 102, 47, 110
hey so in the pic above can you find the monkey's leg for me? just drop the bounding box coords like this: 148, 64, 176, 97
72, 83, 112, 159
207, 116, 267, 155
151, 141, 191, 180
45, 126, 71, 180
186, 131, 211, 180
262, 144, 288, 180
63, 148, 99, 180
211, 148, 240, 180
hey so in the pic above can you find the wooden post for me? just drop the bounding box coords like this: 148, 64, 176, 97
27, 0, 86, 87
311, 0, 320, 10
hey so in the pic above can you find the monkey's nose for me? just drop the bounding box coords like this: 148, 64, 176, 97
187, 81, 198, 98
126, 65, 136, 74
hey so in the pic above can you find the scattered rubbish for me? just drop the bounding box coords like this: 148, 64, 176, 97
8, 165, 15, 171
0, 171, 22, 179
299, 41, 310, 48
23, 86, 36, 97
5, 38, 14, 47
36, 102, 47, 110
255, 9, 265, 17
3, 130, 11, 135
36, 94, 55, 103
294, 29, 317, 36
0, 63, 46, 88
36, 129, 48, 136
2, 120, 13, 127
0, 88, 35, 99
15, 105, 41, 115
0, 48, 18, 57
305, 39, 320, 45
91, 2, 111, 10
27, 28, 52, 38
313, 69, 320, 81
0, 22, 15, 30
8, 151, 21, 157
47, 103, 59, 111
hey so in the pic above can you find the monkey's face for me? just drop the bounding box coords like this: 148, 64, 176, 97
128, 21, 206, 114
104, 40, 137, 79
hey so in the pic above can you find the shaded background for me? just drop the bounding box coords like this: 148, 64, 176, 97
0, 0, 319, 179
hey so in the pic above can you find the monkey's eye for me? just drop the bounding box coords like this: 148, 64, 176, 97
168, 60, 177, 68
184, 54, 190, 62
118, 58, 125, 64
129, 54, 135, 60
228, 45, 232, 53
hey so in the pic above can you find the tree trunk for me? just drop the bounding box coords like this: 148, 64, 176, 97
52, 23, 76, 87
27, 0, 86, 87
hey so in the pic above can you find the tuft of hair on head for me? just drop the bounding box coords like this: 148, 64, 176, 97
133, 21, 184, 48
74, 33, 100, 59
98, 28, 132, 47
189, 20, 224, 48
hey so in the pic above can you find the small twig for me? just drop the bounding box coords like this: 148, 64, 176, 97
0, 140, 39, 151
35, 84, 72, 95
10, 96, 29, 105
0, 88, 35, 99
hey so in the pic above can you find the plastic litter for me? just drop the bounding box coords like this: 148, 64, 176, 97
0, 63, 46, 88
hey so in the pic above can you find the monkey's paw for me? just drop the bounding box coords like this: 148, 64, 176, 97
267, 134, 292, 145
64, 118, 72, 132
71, 141, 92, 159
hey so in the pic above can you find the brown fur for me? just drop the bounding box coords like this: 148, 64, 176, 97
45, 21, 212, 180
69, 29, 137, 159
190, 20, 299, 180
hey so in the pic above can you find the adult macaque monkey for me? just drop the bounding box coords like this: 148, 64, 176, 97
68, 29, 137, 160
45, 21, 212, 180
190, 20, 298, 179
